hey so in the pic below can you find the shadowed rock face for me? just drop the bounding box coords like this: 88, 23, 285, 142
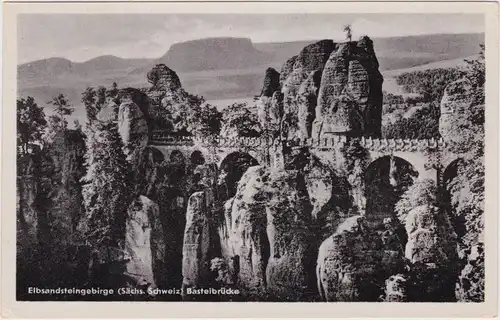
124, 196, 165, 290
260, 68, 281, 97
17, 130, 88, 298
182, 191, 212, 294
279, 55, 297, 87
280, 40, 336, 139
455, 244, 484, 302
265, 169, 317, 301
262, 37, 382, 140
147, 64, 182, 93
439, 78, 475, 146
313, 37, 383, 138
400, 203, 459, 302
257, 68, 282, 135
316, 216, 405, 302
221, 166, 270, 294
297, 70, 322, 139
117, 91, 149, 165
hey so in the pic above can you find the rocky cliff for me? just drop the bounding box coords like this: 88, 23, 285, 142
144, 63, 205, 133
124, 195, 166, 290
439, 78, 485, 302
17, 129, 88, 299
256, 37, 383, 140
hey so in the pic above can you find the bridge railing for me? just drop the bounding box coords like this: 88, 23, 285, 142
149, 131, 446, 151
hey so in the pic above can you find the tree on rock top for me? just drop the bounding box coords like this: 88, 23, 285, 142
17, 96, 47, 156
45, 93, 74, 144
343, 24, 352, 42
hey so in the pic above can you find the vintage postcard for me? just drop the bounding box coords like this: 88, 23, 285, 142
1, 1, 499, 318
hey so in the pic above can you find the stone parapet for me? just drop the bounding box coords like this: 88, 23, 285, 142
149, 131, 445, 152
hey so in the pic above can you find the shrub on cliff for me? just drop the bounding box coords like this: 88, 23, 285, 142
187, 103, 222, 137
221, 103, 262, 137
82, 82, 121, 124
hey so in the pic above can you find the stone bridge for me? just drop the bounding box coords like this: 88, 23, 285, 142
149, 131, 460, 185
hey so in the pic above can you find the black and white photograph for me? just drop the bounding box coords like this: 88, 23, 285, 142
8, 5, 494, 309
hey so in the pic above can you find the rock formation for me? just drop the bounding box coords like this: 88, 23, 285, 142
182, 191, 212, 296
297, 70, 322, 139
216, 150, 356, 301
265, 169, 317, 301
221, 166, 269, 295
256, 36, 383, 140
455, 244, 484, 302
397, 179, 459, 301
280, 40, 335, 139
260, 67, 281, 97
16, 130, 88, 299
124, 196, 165, 289
313, 37, 383, 138
279, 56, 297, 87
439, 78, 474, 147
316, 216, 405, 302
403, 204, 457, 265
145, 64, 205, 133
257, 68, 281, 134
117, 89, 149, 165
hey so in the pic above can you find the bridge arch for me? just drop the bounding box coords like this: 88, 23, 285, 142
443, 158, 465, 182
364, 155, 419, 224
218, 152, 260, 201
145, 146, 166, 165
190, 150, 205, 166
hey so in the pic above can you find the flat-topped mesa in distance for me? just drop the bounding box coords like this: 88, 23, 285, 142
158, 37, 273, 72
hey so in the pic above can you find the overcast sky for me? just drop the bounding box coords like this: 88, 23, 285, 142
18, 14, 484, 64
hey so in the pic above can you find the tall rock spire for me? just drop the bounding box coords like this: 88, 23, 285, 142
312, 36, 383, 138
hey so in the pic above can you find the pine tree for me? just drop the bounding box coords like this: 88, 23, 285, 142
81, 120, 132, 247
343, 24, 352, 42
17, 96, 47, 155
45, 94, 74, 143
82, 87, 97, 122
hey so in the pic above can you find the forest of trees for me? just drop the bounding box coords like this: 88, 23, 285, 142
381, 47, 484, 140
395, 67, 465, 103
382, 102, 440, 139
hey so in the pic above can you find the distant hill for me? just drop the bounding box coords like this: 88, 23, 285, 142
157, 37, 273, 72
18, 32, 484, 123
256, 33, 484, 71
382, 55, 478, 96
